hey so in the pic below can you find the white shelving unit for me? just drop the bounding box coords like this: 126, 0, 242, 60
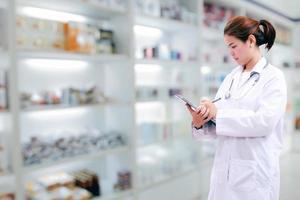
0, 174, 15, 194
17, 51, 128, 62
20, 101, 132, 113
134, 14, 198, 31
16, 0, 128, 19
200, 0, 238, 102
0, 0, 15, 199
23, 146, 130, 174
138, 165, 198, 191
136, 59, 198, 67
132, 1, 207, 199
0, 0, 298, 200
8, 0, 135, 199
92, 190, 133, 200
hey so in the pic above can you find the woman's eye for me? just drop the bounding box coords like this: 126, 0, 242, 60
228, 45, 236, 49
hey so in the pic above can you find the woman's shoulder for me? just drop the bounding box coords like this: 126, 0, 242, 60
261, 63, 287, 91
265, 63, 285, 80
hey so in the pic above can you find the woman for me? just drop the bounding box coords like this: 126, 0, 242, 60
187, 16, 287, 200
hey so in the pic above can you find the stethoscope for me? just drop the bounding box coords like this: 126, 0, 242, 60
224, 60, 269, 100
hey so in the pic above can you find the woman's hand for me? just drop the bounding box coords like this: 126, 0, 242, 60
186, 104, 210, 128
201, 99, 217, 121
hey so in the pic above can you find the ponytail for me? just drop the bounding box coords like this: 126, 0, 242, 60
258, 20, 276, 50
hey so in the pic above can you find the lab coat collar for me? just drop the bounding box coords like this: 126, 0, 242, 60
239, 57, 267, 75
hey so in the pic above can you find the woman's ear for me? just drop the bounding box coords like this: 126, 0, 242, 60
248, 34, 257, 48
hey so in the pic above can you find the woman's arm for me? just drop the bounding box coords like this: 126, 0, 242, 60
216, 73, 287, 138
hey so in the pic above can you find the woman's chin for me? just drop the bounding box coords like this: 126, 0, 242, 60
235, 59, 243, 65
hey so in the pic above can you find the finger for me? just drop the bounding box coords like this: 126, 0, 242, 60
203, 117, 210, 124
201, 99, 208, 104
200, 106, 208, 116
202, 108, 210, 119
201, 102, 209, 110
195, 105, 203, 113
204, 101, 213, 107
199, 106, 207, 115
201, 97, 209, 101
206, 112, 214, 121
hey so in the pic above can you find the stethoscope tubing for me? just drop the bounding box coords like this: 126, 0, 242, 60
222, 60, 268, 101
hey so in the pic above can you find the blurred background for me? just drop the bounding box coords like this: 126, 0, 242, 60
0, 0, 299, 199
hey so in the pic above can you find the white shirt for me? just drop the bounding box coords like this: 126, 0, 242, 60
237, 70, 251, 88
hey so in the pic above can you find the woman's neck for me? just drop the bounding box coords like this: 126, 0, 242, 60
244, 51, 262, 72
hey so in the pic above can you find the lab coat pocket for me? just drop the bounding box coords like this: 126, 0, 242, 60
228, 159, 257, 192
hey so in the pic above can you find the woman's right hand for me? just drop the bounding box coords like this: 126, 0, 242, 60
186, 104, 210, 128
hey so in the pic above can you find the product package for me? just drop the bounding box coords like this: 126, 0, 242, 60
64, 22, 95, 53
0, 193, 15, 200
16, 16, 64, 51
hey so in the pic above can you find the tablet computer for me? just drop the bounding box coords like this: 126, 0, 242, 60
174, 94, 216, 125
174, 94, 197, 110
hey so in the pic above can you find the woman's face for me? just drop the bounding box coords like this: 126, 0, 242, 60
224, 34, 252, 66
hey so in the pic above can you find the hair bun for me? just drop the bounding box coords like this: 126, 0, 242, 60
258, 19, 276, 50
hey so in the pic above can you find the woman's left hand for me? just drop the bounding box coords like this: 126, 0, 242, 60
201, 99, 218, 122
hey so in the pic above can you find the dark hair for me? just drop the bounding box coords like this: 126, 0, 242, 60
224, 16, 276, 51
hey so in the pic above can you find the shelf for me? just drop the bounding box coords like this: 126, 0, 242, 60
0, 172, 13, 178
21, 103, 106, 113
17, 51, 128, 63
138, 135, 192, 149
138, 158, 214, 191
138, 166, 198, 191
135, 85, 193, 91
21, 101, 131, 113
0, 110, 9, 114
23, 146, 130, 174
135, 14, 198, 32
16, 0, 127, 20
93, 190, 133, 200
135, 59, 199, 67
0, 173, 15, 193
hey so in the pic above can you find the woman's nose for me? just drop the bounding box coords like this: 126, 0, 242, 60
231, 50, 236, 57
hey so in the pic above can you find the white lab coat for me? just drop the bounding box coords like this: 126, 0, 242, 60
193, 57, 287, 200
